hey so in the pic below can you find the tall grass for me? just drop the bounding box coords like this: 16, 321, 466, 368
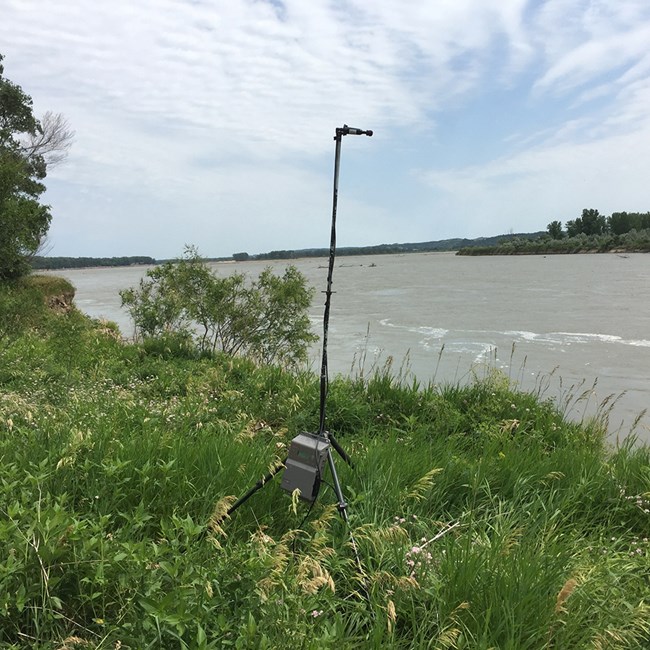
0, 301, 649, 648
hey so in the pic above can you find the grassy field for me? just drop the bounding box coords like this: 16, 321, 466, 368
0, 284, 649, 649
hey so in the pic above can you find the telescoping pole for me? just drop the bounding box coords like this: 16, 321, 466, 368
318, 130, 342, 436
318, 125, 373, 437
316, 126, 373, 594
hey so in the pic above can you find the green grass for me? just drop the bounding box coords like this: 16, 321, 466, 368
0, 293, 649, 648
19, 274, 75, 298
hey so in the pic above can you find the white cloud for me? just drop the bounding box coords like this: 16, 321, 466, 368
421, 117, 650, 238
535, 24, 650, 94
2, 0, 650, 256
3, 0, 534, 153
531, 0, 650, 94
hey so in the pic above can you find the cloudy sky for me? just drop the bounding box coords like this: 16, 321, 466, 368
2, 0, 650, 258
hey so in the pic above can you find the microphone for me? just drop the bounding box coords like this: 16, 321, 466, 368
337, 124, 373, 137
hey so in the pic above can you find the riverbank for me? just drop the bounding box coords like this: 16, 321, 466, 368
1, 285, 649, 648
458, 229, 650, 255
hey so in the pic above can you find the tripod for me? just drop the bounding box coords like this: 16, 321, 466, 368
224, 126, 373, 535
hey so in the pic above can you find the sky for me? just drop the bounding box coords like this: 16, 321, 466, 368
2, 0, 650, 259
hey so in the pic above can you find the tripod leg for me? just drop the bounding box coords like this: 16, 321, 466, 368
200, 461, 285, 540
328, 432, 353, 468
225, 461, 285, 518
325, 448, 367, 588
326, 447, 349, 520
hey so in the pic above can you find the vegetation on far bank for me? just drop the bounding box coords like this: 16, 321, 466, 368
29, 208, 650, 271
30, 256, 157, 271
1, 275, 649, 649
459, 209, 650, 256
246, 233, 547, 261
29, 234, 543, 271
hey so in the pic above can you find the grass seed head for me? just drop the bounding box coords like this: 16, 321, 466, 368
555, 577, 578, 614
56, 638, 90, 650
208, 496, 236, 542
297, 555, 335, 595
407, 467, 443, 502
290, 488, 301, 515
386, 599, 397, 634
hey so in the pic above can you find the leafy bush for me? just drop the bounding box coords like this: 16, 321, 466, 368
0, 274, 76, 353
120, 247, 317, 367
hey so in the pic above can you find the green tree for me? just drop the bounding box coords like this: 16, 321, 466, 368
608, 211, 650, 234
565, 218, 582, 237
247, 265, 316, 365
608, 212, 632, 235
121, 248, 317, 367
546, 220, 564, 239
0, 54, 73, 280
580, 208, 607, 236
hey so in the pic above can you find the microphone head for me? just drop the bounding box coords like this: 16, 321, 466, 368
335, 125, 373, 137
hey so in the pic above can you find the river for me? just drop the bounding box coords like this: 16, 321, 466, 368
48, 252, 650, 444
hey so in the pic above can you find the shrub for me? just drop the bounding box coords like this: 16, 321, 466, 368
120, 247, 317, 367
0, 274, 75, 352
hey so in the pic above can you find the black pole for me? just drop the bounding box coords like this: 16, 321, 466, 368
318, 125, 372, 438
325, 445, 366, 583
318, 130, 342, 436
316, 126, 373, 592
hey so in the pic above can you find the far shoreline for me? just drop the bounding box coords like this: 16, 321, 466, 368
36, 247, 650, 272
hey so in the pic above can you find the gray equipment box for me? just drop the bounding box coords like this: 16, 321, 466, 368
281, 432, 330, 502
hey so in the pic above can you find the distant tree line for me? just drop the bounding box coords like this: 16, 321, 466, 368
243, 234, 546, 262
31, 256, 156, 270
254, 241, 481, 260
459, 208, 650, 256
546, 209, 650, 239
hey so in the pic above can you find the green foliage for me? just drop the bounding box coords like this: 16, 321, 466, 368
21, 273, 75, 300
31, 255, 156, 270
120, 247, 317, 367
546, 219, 564, 240
1, 294, 649, 648
0, 280, 44, 352
0, 54, 52, 280
566, 209, 607, 237
255, 233, 548, 260
466, 208, 650, 255
0, 274, 75, 354
608, 211, 650, 235
459, 229, 650, 255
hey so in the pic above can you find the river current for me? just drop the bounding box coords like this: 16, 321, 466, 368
50, 252, 650, 444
